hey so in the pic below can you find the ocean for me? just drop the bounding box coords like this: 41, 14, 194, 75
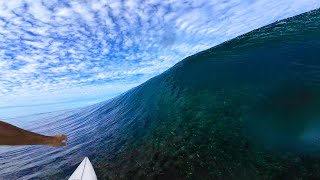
1, 8, 320, 179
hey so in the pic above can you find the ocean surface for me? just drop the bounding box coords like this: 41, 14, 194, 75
1, 8, 320, 179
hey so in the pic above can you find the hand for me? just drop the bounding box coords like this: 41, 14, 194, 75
47, 134, 68, 146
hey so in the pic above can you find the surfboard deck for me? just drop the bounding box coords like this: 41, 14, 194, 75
68, 157, 97, 180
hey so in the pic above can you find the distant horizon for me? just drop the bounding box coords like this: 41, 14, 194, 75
0, 87, 127, 119
1, 0, 319, 118
0, 95, 110, 119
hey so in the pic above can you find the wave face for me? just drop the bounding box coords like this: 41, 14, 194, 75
1, 8, 320, 179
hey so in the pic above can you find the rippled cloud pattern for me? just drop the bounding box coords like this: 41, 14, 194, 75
0, 0, 319, 117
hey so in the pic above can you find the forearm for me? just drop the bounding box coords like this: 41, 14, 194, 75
0, 121, 51, 145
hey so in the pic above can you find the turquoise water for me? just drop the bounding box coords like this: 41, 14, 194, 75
1, 8, 320, 179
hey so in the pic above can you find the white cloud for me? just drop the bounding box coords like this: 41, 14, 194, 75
0, 0, 319, 117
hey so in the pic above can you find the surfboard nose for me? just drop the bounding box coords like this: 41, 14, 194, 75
68, 157, 97, 180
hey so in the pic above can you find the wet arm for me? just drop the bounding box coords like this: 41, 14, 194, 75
0, 121, 67, 146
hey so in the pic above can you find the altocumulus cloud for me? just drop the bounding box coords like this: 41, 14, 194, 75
0, 0, 319, 117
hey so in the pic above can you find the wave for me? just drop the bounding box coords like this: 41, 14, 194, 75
1, 8, 320, 179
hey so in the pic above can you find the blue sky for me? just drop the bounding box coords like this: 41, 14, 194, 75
0, 0, 319, 118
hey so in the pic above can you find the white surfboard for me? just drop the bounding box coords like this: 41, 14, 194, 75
68, 157, 97, 180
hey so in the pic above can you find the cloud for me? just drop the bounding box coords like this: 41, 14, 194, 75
0, 0, 319, 117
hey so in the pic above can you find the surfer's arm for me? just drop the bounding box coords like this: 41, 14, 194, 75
0, 121, 67, 146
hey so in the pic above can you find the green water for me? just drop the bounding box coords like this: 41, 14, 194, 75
89, 8, 320, 179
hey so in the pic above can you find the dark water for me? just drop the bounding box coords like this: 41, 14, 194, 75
1, 8, 320, 179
